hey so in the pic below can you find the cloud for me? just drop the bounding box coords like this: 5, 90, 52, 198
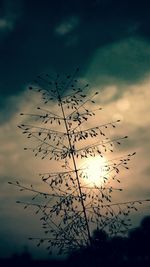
1, 0, 150, 111
1, 76, 150, 189
87, 37, 150, 86
0, 0, 22, 35
104, 79, 150, 128
55, 16, 79, 36
97, 78, 150, 201
0, 18, 13, 30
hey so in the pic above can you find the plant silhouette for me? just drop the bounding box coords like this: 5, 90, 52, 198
9, 69, 150, 255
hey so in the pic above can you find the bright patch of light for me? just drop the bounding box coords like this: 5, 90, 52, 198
79, 156, 108, 187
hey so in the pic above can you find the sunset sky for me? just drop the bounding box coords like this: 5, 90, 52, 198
0, 0, 150, 259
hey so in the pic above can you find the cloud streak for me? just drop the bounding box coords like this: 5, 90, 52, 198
0, 0, 22, 35
55, 16, 79, 36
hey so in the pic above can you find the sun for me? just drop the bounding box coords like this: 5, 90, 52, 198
79, 156, 108, 187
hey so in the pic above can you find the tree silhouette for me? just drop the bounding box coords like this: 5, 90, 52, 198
9, 69, 150, 255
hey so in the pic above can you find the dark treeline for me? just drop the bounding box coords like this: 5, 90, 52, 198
1, 216, 150, 267
68, 215, 150, 267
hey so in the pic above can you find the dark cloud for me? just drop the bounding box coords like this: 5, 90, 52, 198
86, 38, 150, 88
1, 0, 150, 108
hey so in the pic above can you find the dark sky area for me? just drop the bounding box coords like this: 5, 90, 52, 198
1, 0, 150, 113
0, 0, 150, 260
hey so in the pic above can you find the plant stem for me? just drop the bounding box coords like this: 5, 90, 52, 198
57, 90, 92, 246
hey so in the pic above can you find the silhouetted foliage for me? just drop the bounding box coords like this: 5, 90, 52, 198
9, 70, 150, 255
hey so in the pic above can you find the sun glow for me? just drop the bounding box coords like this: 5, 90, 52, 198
80, 156, 108, 187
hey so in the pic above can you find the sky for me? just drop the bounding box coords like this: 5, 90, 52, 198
0, 0, 150, 260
